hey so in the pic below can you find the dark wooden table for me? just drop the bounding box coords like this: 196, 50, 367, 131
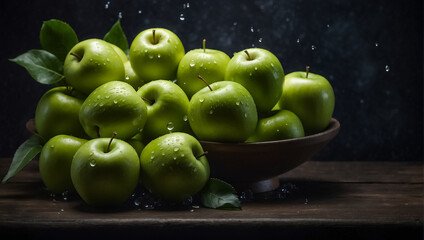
0, 158, 422, 240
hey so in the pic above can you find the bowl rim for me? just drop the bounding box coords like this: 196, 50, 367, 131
199, 118, 340, 146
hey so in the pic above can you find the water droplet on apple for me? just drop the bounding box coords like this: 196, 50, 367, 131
150, 156, 155, 160
50, 145, 55, 148
385, 65, 390, 72
199, 99, 204, 103
271, 63, 275, 67
161, 163, 165, 167
105, 95, 110, 99
89, 159, 96, 167
244, 113, 248, 118
193, 168, 198, 173
157, 54, 161, 58
276, 129, 280, 133
254, 67, 258, 71
209, 109, 214, 115
181, 153, 185, 157
183, 115, 188, 122
200, 63, 204, 67
190, 63, 195, 67
236, 102, 240, 106
167, 122, 175, 131
106, 58, 110, 62
113, 100, 118, 104
144, 49, 148, 54
249, 72, 253, 76
174, 147, 180, 152
213, 60, 217, 64
148, 55, 154, 59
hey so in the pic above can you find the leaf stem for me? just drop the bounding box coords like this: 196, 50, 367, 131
196, 151, 208, 159
70, 52, 82, 61
141, 96, 154, 105
244, 50, 251, 60
152, 29, 157, 44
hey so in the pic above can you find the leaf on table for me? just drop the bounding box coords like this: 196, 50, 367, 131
103, 19, 129, 56
40, 19, 79, 62
10, 49, 64, 85
200, 178, 241, 210
2, 134, 44, 183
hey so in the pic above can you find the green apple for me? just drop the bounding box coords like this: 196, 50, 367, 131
246, 109, 304, 142
279, 67, 335, 135
129, 28, 185, 82
177, 39, 230, 98
71, 134, 140, 207
140, 132, 210, 202
225, 48, 285, 113
35, 86, 86, 140
79, 81, 148, 140
188, 80, 258, 142
136, 80, 191, 142
126, 133, 145, 156
109, 43, 145, 90
39, 135, 87, 194
64, 39, 125, 95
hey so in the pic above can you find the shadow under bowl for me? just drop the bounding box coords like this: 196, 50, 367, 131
199, 118, 340, 193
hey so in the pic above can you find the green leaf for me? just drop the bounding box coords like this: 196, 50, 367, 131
200, 178, 241, 210
10, 49, 64, 85
103, 19, 129, 55
2, 134, 44, 183
40, 19, 79, 62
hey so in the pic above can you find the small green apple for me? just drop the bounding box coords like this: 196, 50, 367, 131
177, 39, 230, 98
35, 86, 86, 140
188, 79, 258, 142
246, 109, 304, 142
136, 80, 191, 142
39, 135, 87, 194
79, 81, 148, 140
71, 134, 140, 207
64, 39, 125, 95
140, 132, 210, 202
279, 66, 335, 135
109, 43, 145, 90
225, 48, 285, 113
129, 28, 185, 82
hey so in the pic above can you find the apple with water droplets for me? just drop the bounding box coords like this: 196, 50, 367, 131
79, 81, 148, 140
39, 135, 87, 194
136, 80, 192, 142
35, 86, 87, 140
139, 132, 210, 202
129, 28, 185, 82
278, 66, 335, 135
246, 109, 304, 142
64, 39, 125, 95
188, 79, 258, 142
225, 48, 285, 113
71, 133, 140, 207
177, 39, 230, 98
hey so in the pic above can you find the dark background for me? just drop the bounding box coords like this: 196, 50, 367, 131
0, 0, 422, 161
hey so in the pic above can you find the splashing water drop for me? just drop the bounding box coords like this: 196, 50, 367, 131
311, 45, 316, 51
258, 38, 263, 43
250, 26, 254, 32
118, 12, 123, 19
179, 13, 185, 21
385, 65, 390, 72
105, 1, 110, 9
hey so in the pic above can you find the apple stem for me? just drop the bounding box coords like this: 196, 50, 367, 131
70, 52, 82, 61
197, 75, 213, 91
196, 151, 208, 159
306, 66, 310, 78
244, 50, 251, 60
152, 29, 157, 44
107, 132, 118, 153
203, 39, 206, 53
141, 96, 154, 105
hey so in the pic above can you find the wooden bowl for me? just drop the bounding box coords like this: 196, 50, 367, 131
200, 118, 340, 193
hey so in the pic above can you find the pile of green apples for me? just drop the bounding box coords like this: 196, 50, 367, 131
8, 20, 335, 208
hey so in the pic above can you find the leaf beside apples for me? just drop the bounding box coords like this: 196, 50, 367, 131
40, 19, 79, 62
200, 178, 241, 210
103, 19, 129, 56
10, 49, 64, 85
2, 134, 44, 183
